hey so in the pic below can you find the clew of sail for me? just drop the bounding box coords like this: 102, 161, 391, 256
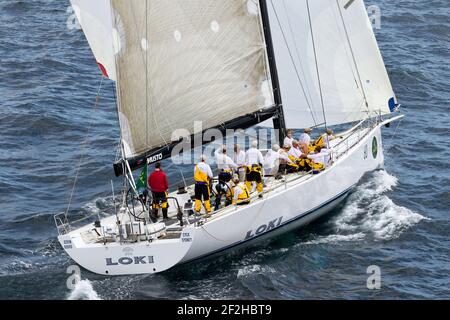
267, 0, 398, 129
110, 0, 275, 160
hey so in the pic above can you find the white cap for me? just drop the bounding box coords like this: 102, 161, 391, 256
272, 144, 280, 152
251, 140, 258, 148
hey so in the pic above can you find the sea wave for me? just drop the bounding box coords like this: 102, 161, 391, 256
333, 170, 428, 241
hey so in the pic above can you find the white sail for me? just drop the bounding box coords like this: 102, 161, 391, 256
110, 0, 274, 159
268, 0, 397, 129
70, 0, 117, 80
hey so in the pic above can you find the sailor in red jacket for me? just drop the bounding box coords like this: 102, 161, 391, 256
148, 162, 169, 221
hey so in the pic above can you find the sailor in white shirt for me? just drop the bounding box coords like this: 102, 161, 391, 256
288, 140, 303, 160
263, 144, 282, 176
279, 145, 294, 164
299, 128, 313, 147
214, 145, 238, 171
283, 129, 294, 148
245, 141, 264, 196
307, 146, 331, 168
233, 144, 247, 167
246, 141, 264, 166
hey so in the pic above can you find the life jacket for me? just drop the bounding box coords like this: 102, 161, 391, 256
288, 155, 298, 163
314, 135, 326, 148
305, 159, 325, 171
234, 183, 250, 204
246, 164, 262, 174
194, 164, 209, 184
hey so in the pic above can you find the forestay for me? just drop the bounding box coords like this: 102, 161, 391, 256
267, 0, 397, 129
110, 0, 274, 159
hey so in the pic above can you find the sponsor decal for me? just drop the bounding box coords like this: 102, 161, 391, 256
372, 137, 379, 159
148, 153, 163, 164
245, 217, 283, 240
182, 232, 192, 243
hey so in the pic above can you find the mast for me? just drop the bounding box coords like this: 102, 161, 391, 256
259, 0, 286, 147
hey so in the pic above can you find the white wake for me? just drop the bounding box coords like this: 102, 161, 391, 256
331, 170, 427, 241
67, 280, 102, 300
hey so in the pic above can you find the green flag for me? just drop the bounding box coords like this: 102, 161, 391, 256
136, 164, 148, 191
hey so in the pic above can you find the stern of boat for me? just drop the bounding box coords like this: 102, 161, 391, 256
58, 224, 195, 276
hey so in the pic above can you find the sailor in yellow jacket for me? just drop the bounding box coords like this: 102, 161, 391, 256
194, 155, 214, 217
245, 140, 264, 197
231, 176, 251, 205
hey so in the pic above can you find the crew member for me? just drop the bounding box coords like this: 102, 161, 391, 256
194, 155, 214, 217
314, 129, 340, 149
288, 140, 303, 162
232, 176, 251, 205
278, 144, 298, 174
234, 144, 247, 183
148, 162, 169, 221
299, 128, 314, 153
283, 129, 294, 148
245, 141, 264, 197
307, 146, 327, 173
214, 146, 237, 210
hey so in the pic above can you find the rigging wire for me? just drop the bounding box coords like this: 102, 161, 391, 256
269, 0, 318, 127
306, 0, 329, 142
65, 76, 105, 218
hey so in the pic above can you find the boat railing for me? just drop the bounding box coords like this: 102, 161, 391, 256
54, 213, 71, 235
54, 206, 118, 236
333, 116, 380, 161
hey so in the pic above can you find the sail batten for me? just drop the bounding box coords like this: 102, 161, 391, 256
110, 0, 274, 159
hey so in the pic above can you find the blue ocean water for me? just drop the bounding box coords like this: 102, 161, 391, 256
0, 0, 449, 299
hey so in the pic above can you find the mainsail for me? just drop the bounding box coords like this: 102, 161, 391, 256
110, 0, 275, 160
267, 0, 398, 129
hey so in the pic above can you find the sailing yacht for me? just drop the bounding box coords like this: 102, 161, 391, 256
55, 0, 403, 275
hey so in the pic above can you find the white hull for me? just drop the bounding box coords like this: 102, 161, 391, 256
58, 122, 387, 276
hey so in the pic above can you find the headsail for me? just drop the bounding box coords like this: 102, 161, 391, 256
70, 0, 117, 80
110, 0, 275, 160
267, 0, 397, 129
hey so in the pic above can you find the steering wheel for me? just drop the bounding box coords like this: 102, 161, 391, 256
125, 187, 148, 221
